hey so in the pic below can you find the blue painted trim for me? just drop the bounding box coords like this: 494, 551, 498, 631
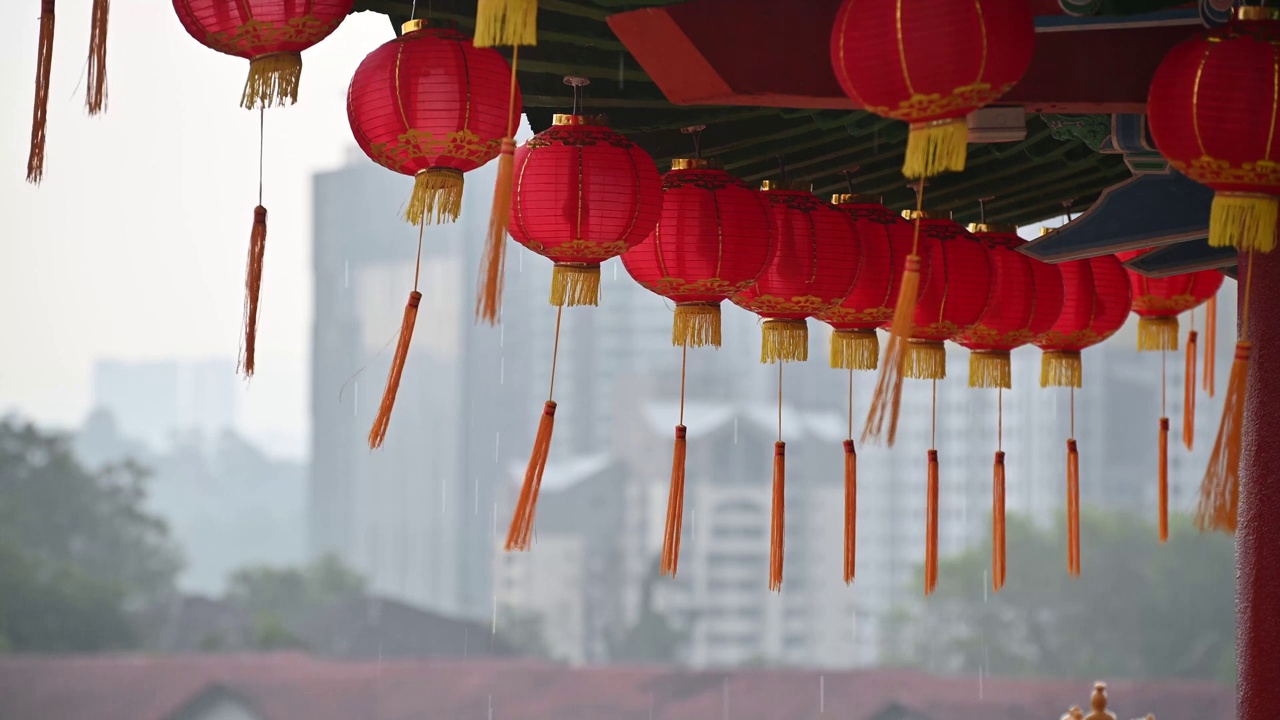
1122, 238, 1237, 278
1034, 8, 1201, 31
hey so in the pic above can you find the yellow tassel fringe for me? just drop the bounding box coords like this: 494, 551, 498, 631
1138, 316, 1179, 352
674, 302, 721, 348
969, 350, 1011, 389
831, 329, 879, 370
902, 118, 968, 179
1041, 350, 1082, 388
761, 319, 808, 364
905, 340, 946, 380
1209, 192, 1277, 253
241, 52, 302, 110
405, 168, 464, 226
474, 0, 538, 48
550, 263, 600, 307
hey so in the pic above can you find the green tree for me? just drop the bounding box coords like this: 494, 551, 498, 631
225, 554, 366, 648
885, 511, 1235, 684
0, 419, 182, 651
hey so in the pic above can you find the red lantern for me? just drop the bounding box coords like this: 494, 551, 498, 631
829, 0, 1034, 179
621, 158, 774, 348
508, 114, 664, 306
894, 212, 993, 379
1116, 252, 1225, 351
174, 0, 354, 109
818, 195, 908, 370
1034, 254, 1131, 386
1148, 7, 1280, 253
956, 223, 1064, 388
733, 182, 862, 363
348, 21, 518, 226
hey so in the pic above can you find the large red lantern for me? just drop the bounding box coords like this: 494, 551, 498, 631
348, 21, 517, 226
508, 114, 664, 307
621, 158, 774, 347
1033, 248, 1130, 577
818, 195, 907, 371
1148, 7, 1280, 253
829, 0, 1035, 179
504, 114, 662, 557
174, 0, 354, 109
349, 21, 519, 451
733, 180, 861, 593
1117, 251, 1223, 542
957, 223, 1065, 389
620, 156, 773, 578
895, 212, 993, 379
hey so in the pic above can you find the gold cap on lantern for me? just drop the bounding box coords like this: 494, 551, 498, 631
969, 222, 1019, 234
761, 179, 813, 192
902, 209, 944, 221
832, 193, 882, 205
401, 18, 456, 34
553, 113, 610, 127
671, 157, 723, 171
1237, 6, 1280, 21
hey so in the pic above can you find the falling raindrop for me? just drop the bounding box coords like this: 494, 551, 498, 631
500, 324, 505, 348
982, 571, 989, 603
722, 678, 729, 720
495, 433, 501, 463
488, 694, 494, 720
820, 675, 825, 714
492, 593, 498, 635
613, 262, 618, 282
344, 260, 349, 288
733, 416, 739, 444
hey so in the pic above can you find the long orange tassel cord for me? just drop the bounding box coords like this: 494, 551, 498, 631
367, 221, 427, 449
844, 368, 857, 585
476, 46, 521, 325
27, 0, 55, 184
1197, 258, 1252, 533
1184, 308, 1198, 451
1158, 350, 1169, 542
507, 307, 563, 550
660, 343, 689, 577
864, 184, 925, 446
240, 108, 269, 378
1204, 293, 1218, 397
1067, 388, 1081, 577
770, 363, 786, 592
924, 379, 939, 596
992, 388, 1006, 592
86, 0, 108, 115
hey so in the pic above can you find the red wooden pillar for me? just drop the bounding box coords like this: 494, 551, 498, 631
1239, 249, 1280, 720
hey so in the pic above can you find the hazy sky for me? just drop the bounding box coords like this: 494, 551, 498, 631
0, 4, 402, 457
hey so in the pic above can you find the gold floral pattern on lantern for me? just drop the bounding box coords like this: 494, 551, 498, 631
820, 306, 894, 324
366, 128, 502, 170
1133, 293, 1211, 313
1036, 328, 1105, 349
735, 294, 835, 315
865, 82, 1017, 122
204, 16, 344, 54
1171, 155, 1280, 187
645, 277, 758, 297
523, 238, 633, 260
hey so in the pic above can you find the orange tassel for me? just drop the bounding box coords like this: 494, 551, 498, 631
1067, 439, 1080, 577
1205, 295, 1217, 397
1184, 330, 1198, 450
1159, 417, 1170, 543
27, 0, 55, 184
476, 48, 520, 324
863, 254, 920, 446
660, 425, 687, 577
367, 292, 421, 449
1196, 342, 1250, 533
506, 401, 557, 550
769, 441, 786, 592
239, 206, 267, 378
86, 0, 108, 114
993, 451, 1006, 591
925, 449, 939, 595
843, 439, 857, 585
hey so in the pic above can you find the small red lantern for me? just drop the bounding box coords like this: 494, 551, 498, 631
733, 182, 862, 363
957, 223, 1064, 388
818, 195, 907, 370
174, 0, 355, 109
508, 114, 664, 307
348, 21, 518, 226
1116, 252, 1225, 352
895, 212, 993, 379
829, 0, 1035, 179
621, 157, 774, 347
1148, 7, 1280, 253
1034, 254, 1131, 386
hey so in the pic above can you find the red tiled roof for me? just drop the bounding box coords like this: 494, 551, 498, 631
0, 654, 1233, 720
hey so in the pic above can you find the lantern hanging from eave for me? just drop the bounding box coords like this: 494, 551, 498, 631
26, 0, 113, 185
1117, 250, 1223, 542
829, 0, 1035, 179
172, 0, 354, 379
955, 221, 1063, 592
732, 180, 862, 593
816, 193, 907, 585
349, 21, 518, 450
621, 156, 775, 579
504, 113, 663, 555
1032, 248, 1131, 577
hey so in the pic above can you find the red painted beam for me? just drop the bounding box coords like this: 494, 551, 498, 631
607, 0, 1201, 114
